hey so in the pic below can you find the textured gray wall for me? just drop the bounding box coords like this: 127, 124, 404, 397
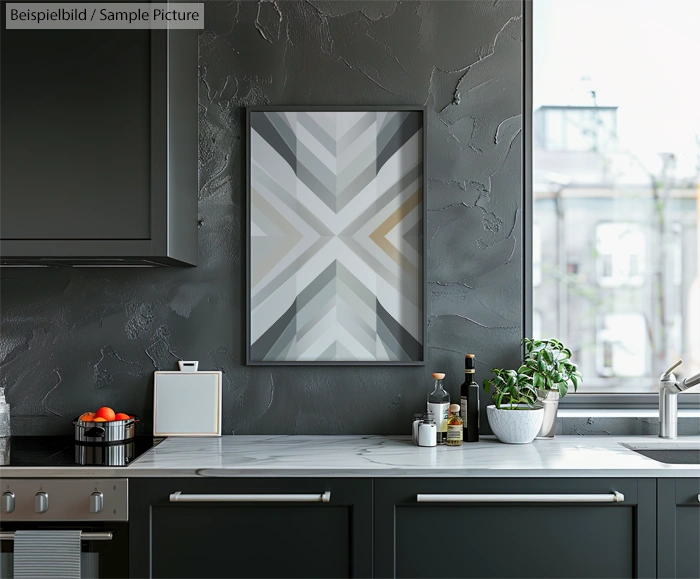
0, 0, 525, 436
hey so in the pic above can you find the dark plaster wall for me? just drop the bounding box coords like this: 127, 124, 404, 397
0, 0, 525, 436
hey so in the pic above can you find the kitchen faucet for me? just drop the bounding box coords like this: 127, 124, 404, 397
659, 360, 700, 438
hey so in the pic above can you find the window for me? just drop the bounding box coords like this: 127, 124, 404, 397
533, 225, 542, 287
595, 223, 645, 287
596, 313, 647, 378
535, 106, 617, 153
533, 0, 700, 393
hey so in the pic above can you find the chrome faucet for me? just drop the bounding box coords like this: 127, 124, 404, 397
659, 360, 700, 439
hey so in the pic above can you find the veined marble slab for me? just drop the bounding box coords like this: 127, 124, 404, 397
3, 435, 700, 478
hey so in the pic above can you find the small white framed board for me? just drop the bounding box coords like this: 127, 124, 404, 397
154, 361, 222, 436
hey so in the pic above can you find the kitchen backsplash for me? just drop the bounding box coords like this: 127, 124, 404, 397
4, 0, 524, 436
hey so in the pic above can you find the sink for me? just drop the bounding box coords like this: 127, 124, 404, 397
631, 449, 700, 464
620, 442, 700, 464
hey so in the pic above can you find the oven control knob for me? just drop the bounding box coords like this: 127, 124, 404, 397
2, 491, 15, 514
35, 492, 49, 514
89, 492, 104, 514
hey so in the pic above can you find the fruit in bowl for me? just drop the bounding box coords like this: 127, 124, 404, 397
77, 407, 133, 423
94, 406, 115, 421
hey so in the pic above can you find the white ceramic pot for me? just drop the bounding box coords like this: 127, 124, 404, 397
536, 389, 560, 439
486, 404, 545, 444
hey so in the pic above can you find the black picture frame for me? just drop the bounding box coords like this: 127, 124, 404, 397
245, 106, 427, 366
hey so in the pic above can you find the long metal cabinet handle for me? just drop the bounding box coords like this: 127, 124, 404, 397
416, 492, 625, 503
169, 491, 331, 503
0, 531, 113, 541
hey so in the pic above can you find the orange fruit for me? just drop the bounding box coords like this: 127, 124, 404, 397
114, 412, 130, 421
92, 417, 107, 422
94, 407, 116, 421
78, 412, 95, 422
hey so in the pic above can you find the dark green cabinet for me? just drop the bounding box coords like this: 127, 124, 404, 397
129, 478, 372, 579
374, 478, 656, 579
129, 476, 682, 579
658, 479, 700, 579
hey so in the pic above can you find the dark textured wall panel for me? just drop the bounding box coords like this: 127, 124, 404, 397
0, 0, 524, 435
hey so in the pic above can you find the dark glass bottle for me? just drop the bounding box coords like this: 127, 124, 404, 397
461, 354, 480, 442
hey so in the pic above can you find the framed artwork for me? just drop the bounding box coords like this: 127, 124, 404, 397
246, 106, 426, 365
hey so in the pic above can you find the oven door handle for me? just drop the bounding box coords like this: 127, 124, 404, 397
0, 532, 113, 541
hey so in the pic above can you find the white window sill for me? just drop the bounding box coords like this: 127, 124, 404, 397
558, 408, 700, 419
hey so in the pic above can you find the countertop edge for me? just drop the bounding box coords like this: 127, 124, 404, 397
4, 435, 700, 478
3, 467, 700, 478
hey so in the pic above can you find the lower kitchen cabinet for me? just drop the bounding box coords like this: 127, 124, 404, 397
129, 478, 372, 579
374, 478, 656, 579
658, 479, 700, 579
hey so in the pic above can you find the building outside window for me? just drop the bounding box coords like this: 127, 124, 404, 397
595, 223, 645, 288
533, 0, 700, 393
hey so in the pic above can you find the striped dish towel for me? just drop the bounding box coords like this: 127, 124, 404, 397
14, 530, 81, 579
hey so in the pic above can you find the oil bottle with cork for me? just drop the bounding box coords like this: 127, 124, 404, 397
427, 372, 450, 444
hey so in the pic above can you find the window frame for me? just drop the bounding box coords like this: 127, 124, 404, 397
523, 1, 699, 409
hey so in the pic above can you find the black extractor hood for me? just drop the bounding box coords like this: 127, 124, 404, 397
0, 16, 198, 267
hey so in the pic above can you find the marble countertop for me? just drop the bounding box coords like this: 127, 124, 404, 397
4, 435, 700, 478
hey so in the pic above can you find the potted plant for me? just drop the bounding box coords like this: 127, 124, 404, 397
484, 369, 544, 444
519, 338, 582, 438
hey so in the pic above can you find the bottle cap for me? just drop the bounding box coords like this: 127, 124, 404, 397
431, 372, 445, 379
465, 355, 476, 373
449, 403, 460, 413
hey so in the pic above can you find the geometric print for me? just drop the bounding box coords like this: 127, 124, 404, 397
248, 109, 424, 362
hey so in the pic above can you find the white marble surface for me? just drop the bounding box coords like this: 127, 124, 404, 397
3, 435, 700, 478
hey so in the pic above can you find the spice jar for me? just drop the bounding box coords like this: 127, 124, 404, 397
446, 403, 463, 446
418, 411, 437, 447
412, 413, 424, 445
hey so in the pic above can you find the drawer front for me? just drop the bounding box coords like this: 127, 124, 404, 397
129, 478, 372, 579
659, 479, 700, 579
375, 478, 655, 579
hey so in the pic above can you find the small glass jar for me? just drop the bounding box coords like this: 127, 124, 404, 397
412, 413, 424, 445
446, 403, 463, 446
418, 411, 437, 447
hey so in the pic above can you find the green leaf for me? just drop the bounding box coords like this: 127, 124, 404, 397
542, 349, 553, 365
558, 382, 568, 397
571, 375, 580, 391
533, 372, 544, 391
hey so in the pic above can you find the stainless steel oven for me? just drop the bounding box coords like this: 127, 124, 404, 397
0, 479, 128, 579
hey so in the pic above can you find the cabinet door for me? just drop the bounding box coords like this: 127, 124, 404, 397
0, 4, 197, 265
129, 478, 372, 579
0, 24, 153, 241
375, 478, 655, 579
658, 478, 700, 579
